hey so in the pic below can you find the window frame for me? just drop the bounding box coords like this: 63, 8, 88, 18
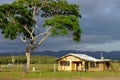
60, 61, 70, 66
90, 62, 95, 68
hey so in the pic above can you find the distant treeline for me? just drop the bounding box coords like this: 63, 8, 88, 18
0, 55, 58, 64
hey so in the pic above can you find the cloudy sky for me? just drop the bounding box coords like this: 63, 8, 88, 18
0, 0, 120, 52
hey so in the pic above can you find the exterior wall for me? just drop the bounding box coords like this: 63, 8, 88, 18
72, 61, 85, 71
58, 55, 73, 71
104, 62, 112, 70
88, 62, 104, 71
58, 55, 85, 71
58, 61, 71, 71
57, 55, 111, 72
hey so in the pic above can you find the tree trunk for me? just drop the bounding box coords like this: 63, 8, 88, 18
25, 52, 31, 73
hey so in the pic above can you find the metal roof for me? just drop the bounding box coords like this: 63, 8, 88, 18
68, 53, 102, 62
58, 53, 109, 62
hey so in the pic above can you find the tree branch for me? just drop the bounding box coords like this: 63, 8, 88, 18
23, 25, 34, 39
18, 33, 27, 43
38, 26, 52, 45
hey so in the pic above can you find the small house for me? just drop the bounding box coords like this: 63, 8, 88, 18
57, 53, 112, 71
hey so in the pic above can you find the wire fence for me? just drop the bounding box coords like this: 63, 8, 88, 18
0, 61, 120, 78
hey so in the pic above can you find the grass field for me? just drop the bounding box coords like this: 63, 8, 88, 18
0, 71, 120, 78
0, 63, 120, 79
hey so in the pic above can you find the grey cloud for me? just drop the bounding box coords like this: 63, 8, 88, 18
0, 38, 25, 52
0, 0, 120, 52
0, 0, 14, 4
81, 34, 113, 44
78, 0, 120, 42
36, 36, 77, 51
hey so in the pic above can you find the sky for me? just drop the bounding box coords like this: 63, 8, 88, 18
0, 0, 120, 52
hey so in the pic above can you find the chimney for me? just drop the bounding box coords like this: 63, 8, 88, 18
101, 52, 104, 60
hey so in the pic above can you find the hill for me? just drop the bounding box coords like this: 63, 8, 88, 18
0, 50, 120, 60
33, 50, 120, 60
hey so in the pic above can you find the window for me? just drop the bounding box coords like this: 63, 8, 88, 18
60, 61, 70, 66
96, 62, 99, 68
90, 62, 95, 68
90, 62, 99, 68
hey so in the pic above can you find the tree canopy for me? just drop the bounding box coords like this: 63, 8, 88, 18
0, 0, 82, 42
0, 3, 34, 39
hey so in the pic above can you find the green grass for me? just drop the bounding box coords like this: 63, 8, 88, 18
0, 71, 119, 78
0, 63, 120, 79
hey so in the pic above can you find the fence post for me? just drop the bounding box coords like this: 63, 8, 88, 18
54, 62, 57, 73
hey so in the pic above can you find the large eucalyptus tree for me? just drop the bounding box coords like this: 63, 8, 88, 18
0, 0, 82, 72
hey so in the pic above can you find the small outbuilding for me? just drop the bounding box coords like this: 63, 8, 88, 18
57, 53, 112, 71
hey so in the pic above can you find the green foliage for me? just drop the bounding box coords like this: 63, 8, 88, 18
0, 3, 34, 40
31, 55, 57, 64
41, 0, 82, 42
0, 56, 11, 64
0, 0, 82, 42
41, 0, 81, 17
0, 55, 57, 64
44, 15, 82, 42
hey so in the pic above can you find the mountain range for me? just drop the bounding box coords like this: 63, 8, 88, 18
0, 50, 120, 60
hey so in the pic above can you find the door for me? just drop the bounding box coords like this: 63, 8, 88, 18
85, 62, 88, 71
76, 63, 79, 71
105, 62, 110, 70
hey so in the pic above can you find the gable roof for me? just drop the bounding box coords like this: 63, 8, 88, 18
57, 53, 109, 62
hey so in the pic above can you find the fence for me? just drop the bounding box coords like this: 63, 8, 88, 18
0, 61, 120, 78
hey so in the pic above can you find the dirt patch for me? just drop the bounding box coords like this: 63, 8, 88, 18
18, 77, 120, 80
0, 77, 120, 80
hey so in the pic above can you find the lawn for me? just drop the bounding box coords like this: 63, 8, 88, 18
0, 71, 120, 78
0, 63, 120, 79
